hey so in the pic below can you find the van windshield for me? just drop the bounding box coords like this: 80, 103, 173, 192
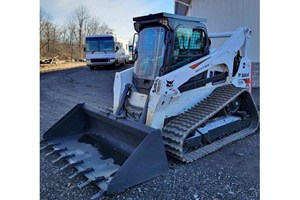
86, 37, 114, 52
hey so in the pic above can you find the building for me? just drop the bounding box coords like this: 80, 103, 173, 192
174, 0, 260, 87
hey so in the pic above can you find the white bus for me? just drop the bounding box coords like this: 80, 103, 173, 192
85, 34, 129, 70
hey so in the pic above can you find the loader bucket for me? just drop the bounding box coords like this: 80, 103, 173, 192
42, 103, 168, 198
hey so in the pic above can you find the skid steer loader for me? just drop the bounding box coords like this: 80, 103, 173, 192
41, 12, 259, 199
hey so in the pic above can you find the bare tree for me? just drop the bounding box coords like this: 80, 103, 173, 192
40, 8, 61, 59
40, 6, 114, 61
65, 18, 78, 60
40, 21, 60, 58
50, 24, 59, 57
85, 16, 101, 35
71, 5, 90, 59
99, 22, 113, 34
85, 16, 113, 35
85, 17, 113, 35
58, 26, 68, 44
40, 8, 53, 53
40, 8, 51, 35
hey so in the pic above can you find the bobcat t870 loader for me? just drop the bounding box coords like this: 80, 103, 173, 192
41, 13, 259, 199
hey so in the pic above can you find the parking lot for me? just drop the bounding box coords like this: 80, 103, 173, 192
40, 65, 259, 200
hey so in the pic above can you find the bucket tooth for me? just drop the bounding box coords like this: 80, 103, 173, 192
77, 179, 92, 189
52, 153, 75, 164
60, 160, 84, 171
40, 146, 48, 151
77, 176, 107, 189
40, 143, 60, 151
90, 190, 105, 200
45, 147, 67, 157
68, 168, 94, 179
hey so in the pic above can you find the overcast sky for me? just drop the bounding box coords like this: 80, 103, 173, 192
40, 0, 174, 41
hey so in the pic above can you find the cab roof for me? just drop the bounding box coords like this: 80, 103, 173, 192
133, 12, 207, 23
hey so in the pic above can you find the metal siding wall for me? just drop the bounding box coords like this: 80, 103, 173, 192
189, 0, 260, 62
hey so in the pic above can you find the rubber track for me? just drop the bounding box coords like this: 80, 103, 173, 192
162, 84, 259, 163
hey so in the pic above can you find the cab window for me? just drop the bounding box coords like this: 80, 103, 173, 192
171, 27, 207, 71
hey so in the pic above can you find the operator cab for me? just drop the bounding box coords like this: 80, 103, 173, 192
132, 12, 210, 94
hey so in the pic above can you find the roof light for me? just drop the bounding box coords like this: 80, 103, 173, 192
159, 19, 169, 27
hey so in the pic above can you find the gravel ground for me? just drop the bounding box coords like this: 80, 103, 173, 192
40, 65, 260, 200
40, 62, 87, 73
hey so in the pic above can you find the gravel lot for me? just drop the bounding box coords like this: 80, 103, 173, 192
40, 65, 260, 200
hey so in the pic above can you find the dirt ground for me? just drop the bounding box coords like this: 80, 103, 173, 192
40, 61, 86, 73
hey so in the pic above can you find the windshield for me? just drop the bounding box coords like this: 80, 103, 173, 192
85, 36, 114, 52
133, 27, 165, 80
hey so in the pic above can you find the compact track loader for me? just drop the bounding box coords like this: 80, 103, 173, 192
41, 13, 259, 199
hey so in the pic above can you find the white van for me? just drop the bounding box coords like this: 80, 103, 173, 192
85, 35, 127, 70
116, 36, 130, 63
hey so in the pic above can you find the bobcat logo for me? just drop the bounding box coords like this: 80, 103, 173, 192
166, 80, 174, 87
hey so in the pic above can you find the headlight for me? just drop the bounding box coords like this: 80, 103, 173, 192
86, 59, 91, 62
109, 59, 116, 62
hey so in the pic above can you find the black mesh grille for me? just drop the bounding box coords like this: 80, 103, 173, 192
91, 58, 109, 62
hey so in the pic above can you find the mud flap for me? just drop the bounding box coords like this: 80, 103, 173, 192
42, 103, 169, 196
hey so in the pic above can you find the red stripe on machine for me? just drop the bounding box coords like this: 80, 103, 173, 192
189, 58, 210, 69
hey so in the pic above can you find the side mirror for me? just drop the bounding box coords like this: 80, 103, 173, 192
83, 47, 86, 52
115, 46, 119, 52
